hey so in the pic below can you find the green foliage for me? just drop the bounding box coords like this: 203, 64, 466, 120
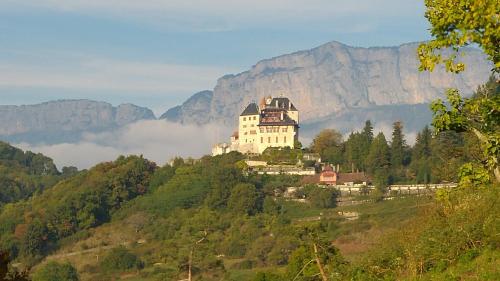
418, 0, 499, 72
310, 129, 342, 156
365, 133, 390, 174
355, 184, 499, 279
32, 261, 79, 281
100, 246, 143, 271
228, 183, 261, 215
261, 147, 303, 165
0, 155, 156, 261
0, 142, 63, 206
431, 84, 500, 182
252, 272, 285, 281
303, 186, 338, 208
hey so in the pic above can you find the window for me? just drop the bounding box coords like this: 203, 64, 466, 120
253, 116, 256, 120
282, 127, 288, 132
243, 125, 247, 128
268, 137, 271, 143
250, 130, 256, 135
261, 137, 263, 143
276, 136, 279, 143
243, 117, 246, 121
250, 124, 254, 127
284, 136, 287, 143
260, 128, 264, 133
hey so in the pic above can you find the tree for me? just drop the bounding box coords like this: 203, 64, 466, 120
366, 133, 391, 190
431, 86, 500, 182
228, 183, 261, 215
419, 0, 500, 182
390, 121, 409, 168
365, 133, 391, 174
411, 127, 433, 183
418, 0, 499, 73
32, 261, 79, 281
100, 246, 143, 271
21, 219, 48, 257
311, 129, 343, 155
307, 188, 338, 209
344, 132, 365, 172
362, 120, 374, 144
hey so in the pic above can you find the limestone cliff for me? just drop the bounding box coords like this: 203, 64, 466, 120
0, 100, 155, 144
163, 41, 492, 129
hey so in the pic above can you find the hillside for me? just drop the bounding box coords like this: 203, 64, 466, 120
0, 100, 155, 144
0, 141, 62, 206
161, 41, 491, 132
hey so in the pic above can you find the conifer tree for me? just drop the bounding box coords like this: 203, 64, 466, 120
366, 132, 391, 189
390, 121, 408, 168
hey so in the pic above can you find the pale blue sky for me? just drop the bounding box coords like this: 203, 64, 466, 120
0, 1, 430, 115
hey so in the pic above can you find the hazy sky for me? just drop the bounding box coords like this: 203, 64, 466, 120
1, 1, 430, 115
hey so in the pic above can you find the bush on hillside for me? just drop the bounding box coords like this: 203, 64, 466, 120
100, 246, 143, 271
32, 261, 79, 281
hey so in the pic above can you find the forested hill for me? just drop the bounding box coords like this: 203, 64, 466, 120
0, 141, 64, 206
0, 136, 497, 280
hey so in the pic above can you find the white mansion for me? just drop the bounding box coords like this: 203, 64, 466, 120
212, 96, 299, 155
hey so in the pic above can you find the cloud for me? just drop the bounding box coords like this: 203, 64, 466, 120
4, 0, 424, 31
0, 56, 236, 93
16, 120, 232, 169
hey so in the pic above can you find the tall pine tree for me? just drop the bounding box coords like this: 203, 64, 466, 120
390, 121, 409, 168
366, 132, 391, 189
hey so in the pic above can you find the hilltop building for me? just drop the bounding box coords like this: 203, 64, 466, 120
212, 96, 299, 155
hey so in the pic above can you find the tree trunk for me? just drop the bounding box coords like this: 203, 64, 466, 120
188, 249, 193, 281
313, 243, 328, 281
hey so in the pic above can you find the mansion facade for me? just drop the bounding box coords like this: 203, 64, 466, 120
212, 96, 299, 155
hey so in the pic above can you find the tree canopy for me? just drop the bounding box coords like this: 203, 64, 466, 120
418, 0, 500, 73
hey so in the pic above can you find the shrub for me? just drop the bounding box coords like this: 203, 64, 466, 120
32, 261, 79, 281
100, 246, 143, 271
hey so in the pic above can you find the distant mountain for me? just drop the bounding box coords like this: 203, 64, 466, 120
159, 90, 213, 124
161, 41, 492, 134
0, 100, 155, 144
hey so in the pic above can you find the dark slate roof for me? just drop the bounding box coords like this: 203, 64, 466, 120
269, 97, 297, 111
240, 103, 260, 116
258, 112, 297, 126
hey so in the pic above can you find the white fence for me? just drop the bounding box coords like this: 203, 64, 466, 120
332, 183, 457, 196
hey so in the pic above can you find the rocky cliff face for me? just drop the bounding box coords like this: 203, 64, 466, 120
0, 100, 155, 144
163, 41, 492, 129
159, 90, 213, 124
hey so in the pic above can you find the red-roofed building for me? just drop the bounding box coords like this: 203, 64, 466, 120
320, 165, 337, 185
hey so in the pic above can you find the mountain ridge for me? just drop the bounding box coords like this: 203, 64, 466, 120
0, 99, 155, 144
161, 41, 492, 132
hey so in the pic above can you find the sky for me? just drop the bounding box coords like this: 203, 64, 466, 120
0, 0, 431, 116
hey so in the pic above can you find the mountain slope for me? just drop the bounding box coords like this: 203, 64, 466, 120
162, 41, 491, 130
0, 100, 156, 144
159, 90, 213, 124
